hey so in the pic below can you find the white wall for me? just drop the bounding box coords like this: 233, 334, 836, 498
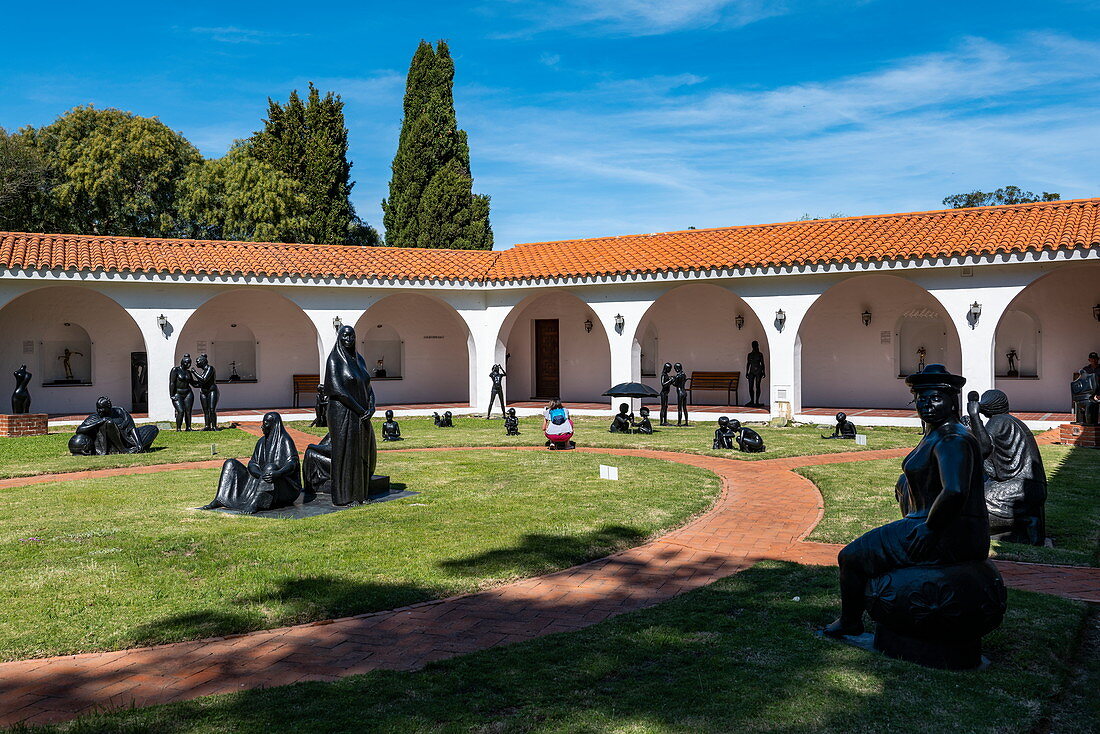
0, 286, 145, 414
353, 293, 470, 405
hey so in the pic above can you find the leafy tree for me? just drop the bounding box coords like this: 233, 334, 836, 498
26, 106, 200, 237
0, 127, 54, 232
943, 186, 1060, 209
382, 40, 493, 250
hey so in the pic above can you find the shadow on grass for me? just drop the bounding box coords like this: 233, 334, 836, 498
438, 524, 647, 577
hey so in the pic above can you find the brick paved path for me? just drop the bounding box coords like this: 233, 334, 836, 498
1, 443, 1097, 727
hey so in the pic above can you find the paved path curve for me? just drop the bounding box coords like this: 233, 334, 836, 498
1, 443, 1097, 727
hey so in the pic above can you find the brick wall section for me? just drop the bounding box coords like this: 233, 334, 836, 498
1059, 422, 1100, 447
0, 414, 48, 438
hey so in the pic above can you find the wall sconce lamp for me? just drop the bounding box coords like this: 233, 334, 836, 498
861, 309, 872, 327
584, 318, 593, 333
1093, 303, 1100, 322
614, 314, 625, 333
968, 301, 982, 329
734, 314, 745, 330
333, 316, 344, 332
157, 314, 168, 330
775, 309, 786, 329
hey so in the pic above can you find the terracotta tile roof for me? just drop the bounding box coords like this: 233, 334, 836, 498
1, 197, 1098, 283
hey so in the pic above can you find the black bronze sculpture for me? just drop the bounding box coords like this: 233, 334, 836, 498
633, 406, 653, 434
1071, 352, 1100, 426
201, 411, 301, 514
822, 412, 857, 439
434, 410, 454, 428
311, 384, 328, 428
609, 403, 633, 433
169, 354, 195, 432
323, 325, 377, 505
504, 407, 520, 435
11, 364, 31, 414
729, 418, 765, 453
746, 341, 766, 408
191, 354, 219, 431
659, 362, 673, 426
381, 409, 403, 441
712, 416, 736, 449
967, 389, 1047, 546
673, 362, 688, 426
486, 363, 507, 419
303, 434, 332, 496
1006, 349, 1019, 378
823, 365, 1007, 669
68, 396, 159, 455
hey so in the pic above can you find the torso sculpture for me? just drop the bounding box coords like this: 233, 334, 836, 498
824, 365, 1006, 669
504, 408, 520, 435
381, 409, 403, 441
322, 326, 377, 505
673, 362, 688, 426
169, 355, 195, 431
11, 364, 31, 414
730, 419, 765, 452
486, 364, 507, 418
190, 354, 219, 431
966, 389, 1047, 546
609, 403, 633, 433
633, 406, 653, 434
822, 411, 857, 439
659, 363, 673, 426
712, 416, 736, 449
745, 341, 766, 408
68, 396, 159, 455
201, 411, 301, 514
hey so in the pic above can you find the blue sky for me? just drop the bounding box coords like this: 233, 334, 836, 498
3, 1, 1099, 249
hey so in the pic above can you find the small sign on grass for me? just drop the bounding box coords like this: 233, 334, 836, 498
855, 434, 868, 446
599, 465, 619, 481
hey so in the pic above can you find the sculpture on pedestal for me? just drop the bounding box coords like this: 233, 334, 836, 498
1071, 352, 1100, 426
381, 409, 403, 441
1006, 349, 1019, 378
201, 411, 301, 514
434, 411, 454, 428
609, 403, 633, 433
633, 406, 653, 434
191, 354, 219, 431
68, 396, 159, 455
712, 416, 736, 449
966, 389, 1047, 546
504, 407, 520, 435
486, 364, 507, 419
822, 412, 857, 440
311, 384, 328, 428
673, 362, 688, 426
11, 364, 31, 414
823, 365, 1007, 670
746, 341, 766, 408
323, 325, 377, 505
659, 362, 673, 426
729, 418, 765, 453
169, 354, 195, 431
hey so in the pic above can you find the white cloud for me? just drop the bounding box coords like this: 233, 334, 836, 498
191, 26, 308, 44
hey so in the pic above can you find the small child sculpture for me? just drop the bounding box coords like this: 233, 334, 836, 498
609, 403, 633, 433
633, 406, 653, 434
381, 409, 403, 441
504, 408, 520, 435
712, 416, 736, 449
433, 410, 454, 428
822, 411, 857, 439
731, 419, 766, 453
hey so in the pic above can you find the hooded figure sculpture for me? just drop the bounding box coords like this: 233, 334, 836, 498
324, 325, 377, 505
69, 396, 159, 455
202, 411, 301, 514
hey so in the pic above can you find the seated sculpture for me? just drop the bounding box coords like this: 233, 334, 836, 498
633, 406, 653, 435
730, 419, 765, 453
311, 384, 328, 428
824, 365, 1007, 669
966, 390, 1047, 546
303, 434, 333, 497
712, 416, 736, 449
1071, 352, 1099, 426
381, 409, 403, 441
504, 408, 520, 435
822, 411, 857, 439
69, 396, 159, 455
609, 403, 633, 433
433, 410, 454, 428
201, 412, 301, 514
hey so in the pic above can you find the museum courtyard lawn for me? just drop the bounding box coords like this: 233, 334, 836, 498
800, 443, 1100, 567
292, 415, 923, 460
34, 562, 1097, 734
0, 450, 717, 661
0, 428, 258, 479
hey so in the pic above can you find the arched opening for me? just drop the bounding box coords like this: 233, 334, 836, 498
633, 283, 768, 408
0, 286, 146, 415
993, 263, 1100, 412
353, 293, 470, 406
798, 275, 962, 410
176, 289, 318, 410
497, 291, 611, 403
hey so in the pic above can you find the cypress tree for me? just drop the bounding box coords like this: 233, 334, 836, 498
382, 40, 492, 250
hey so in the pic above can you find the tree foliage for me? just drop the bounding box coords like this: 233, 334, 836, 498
943, 186, 1060, 209
382, 40, 492, 250
0, 127, 54, 232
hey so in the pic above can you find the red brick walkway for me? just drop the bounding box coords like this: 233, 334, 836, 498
1, 445, 1097, 727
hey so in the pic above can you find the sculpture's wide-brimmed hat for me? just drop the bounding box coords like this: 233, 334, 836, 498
905, 364, 966, 392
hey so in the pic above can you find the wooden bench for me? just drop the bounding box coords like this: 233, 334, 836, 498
686, 371, 740, 406
292, 374, 321, 408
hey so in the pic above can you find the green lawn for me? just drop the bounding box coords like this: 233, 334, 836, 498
799, 444, 1100, 566
0, 427, 257, 479
41, 562, 1092, 734
291, 415, 922, 460
0, 450, 718, 661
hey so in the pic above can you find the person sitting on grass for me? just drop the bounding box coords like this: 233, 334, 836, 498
543, 399, 575, 450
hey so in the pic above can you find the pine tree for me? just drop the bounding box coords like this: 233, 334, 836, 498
382, 40, 492, 250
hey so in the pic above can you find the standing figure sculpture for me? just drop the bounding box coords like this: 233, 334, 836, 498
673, 362, 689, 426
1006, 349, 1019, 378
486, 363, 508, 419
201, 411, 301, 514
633, 406, 653, 434
169, 355, 195, 432
504, 407, 520, 435
57, 348, 84, 380
68, 396, 159, 455
190, 354, 219, 431
746, 341, 766, 408
729, 419, 765, 453
966, 390, 1047, 546
381, 409, 403, 441
311, 384, 328, 428
11, 364, 31, 414
823, 365, 1006, 669
916, 346, 927, 374
1071, 352, 1100, 426
659, 362, 674, 426
609, 403, 633, 433
712, 416, 736, 449
324, 325, 377, 505
822, 412, 857, 440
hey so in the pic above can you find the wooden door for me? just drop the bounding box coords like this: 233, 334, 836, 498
534, 319, 560, 398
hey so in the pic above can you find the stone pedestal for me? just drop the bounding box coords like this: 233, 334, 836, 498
1059, 423, 1100, 448
368, 474, 391, 498
0, 413, 48, 438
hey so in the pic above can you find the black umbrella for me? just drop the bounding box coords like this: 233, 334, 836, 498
603, 382, 660, 399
